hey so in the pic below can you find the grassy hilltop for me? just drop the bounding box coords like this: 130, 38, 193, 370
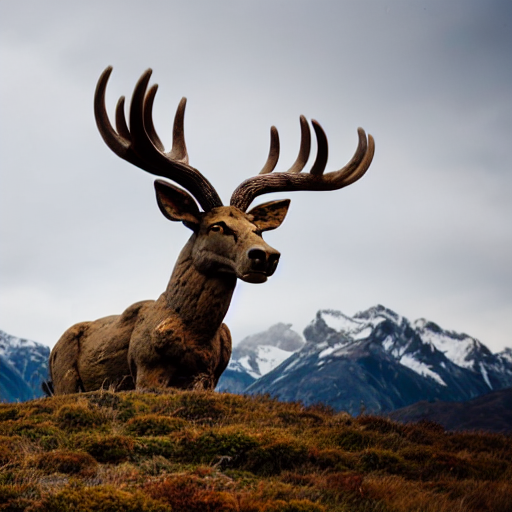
0, 390, 510, 511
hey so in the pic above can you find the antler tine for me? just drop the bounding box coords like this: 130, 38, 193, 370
230, 122, 375, 211
94, 66, 223, 211
168, 97, 189, 164
309, 120, 328, 176
287, 116, 311, 174
142, 84, 165, 152
259, 126, 280, 175
94, 66, 130, 158
142, 89, 188, 162
328, 128, 375, 187
95, 67, 151, 172
115, 96, 131, 141
128, 68, 155, 152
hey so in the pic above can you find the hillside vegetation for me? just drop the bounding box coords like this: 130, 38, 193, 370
0, 389, 510, 511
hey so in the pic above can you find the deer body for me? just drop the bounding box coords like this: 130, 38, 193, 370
48, 66, 374, 394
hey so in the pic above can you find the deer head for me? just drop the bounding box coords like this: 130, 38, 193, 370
154, 180, 286, 283
94, 67, 374, 285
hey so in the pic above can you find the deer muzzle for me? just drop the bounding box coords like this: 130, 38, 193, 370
242, 246, 281, 284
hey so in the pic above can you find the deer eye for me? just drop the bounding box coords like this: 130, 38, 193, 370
208, 224, 224, 234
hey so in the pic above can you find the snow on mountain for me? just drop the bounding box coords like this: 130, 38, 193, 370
498, 347, 512, 364
216, 323, 304, 393
412, 318, 510, 391
414, 318, 482, 369
236, 345, 295, 379
399, 353, 447, 387
0, 330, 50, 402
229, 322, 304, 378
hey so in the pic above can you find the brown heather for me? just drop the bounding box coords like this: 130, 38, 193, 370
0, 390, 510, 511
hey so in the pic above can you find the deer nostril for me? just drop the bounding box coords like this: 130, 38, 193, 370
248, 248, 267, 266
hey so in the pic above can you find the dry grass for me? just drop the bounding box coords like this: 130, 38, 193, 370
0, 390, 510, 511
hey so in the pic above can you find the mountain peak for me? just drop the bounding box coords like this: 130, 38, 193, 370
354, 304, 403, 324
412, 319, 492, 370
237, 323, 304, 353
498, 347, 512, 362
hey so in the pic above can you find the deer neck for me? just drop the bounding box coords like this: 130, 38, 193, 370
162, 235, 237, 339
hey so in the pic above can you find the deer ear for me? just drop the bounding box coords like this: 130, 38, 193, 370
247, 199, 291, 232
154, 180, 201, 230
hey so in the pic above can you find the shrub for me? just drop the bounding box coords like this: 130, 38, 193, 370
399, 444, 434, 463
0, 483, 40, 512
135, 436, 179, 459
126, 414, 186, 436
85, 391, 122, 410
57, 403, 106, 431
333, 428, 374, 451
362, 474, 452, 512
245, 440, 310, 476
278, 411, 324, 426
39, 434, 61, 451
37, 484, 171, 512
0, 444, 13, 466
0, 436, 22, 466
172, 393, 227, 423
424, 451, 504, 481
304, 402, 335, 417
35, 450, 98, 475
24, 403, 56, 417
76, 434, 134, 463
183, 429, 260, 466
308, 447, 356, 471
262, 499, 325, 512
318, 471, 364, 494
357, 415, 405, 435
403, 420, 444, 445
359, 449, 405, 474
443, 431, 512, 458
147, 475, 238, 512
0, 406, 19, 422
138, 455, 177, 476
4, 420, 61, 443
434, 478, 512, 512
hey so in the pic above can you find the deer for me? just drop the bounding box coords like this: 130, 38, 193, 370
48, 66, 374, 394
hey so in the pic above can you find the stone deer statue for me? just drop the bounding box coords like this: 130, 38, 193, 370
48, 66, 374, 394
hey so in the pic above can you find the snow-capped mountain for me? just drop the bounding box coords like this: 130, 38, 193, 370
216, 323, 304, 393
245, 306, 512, 415
0, 330, 50, 402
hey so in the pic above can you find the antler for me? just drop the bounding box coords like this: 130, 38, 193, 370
230, 117, 375, 211
94, 66, 223, 211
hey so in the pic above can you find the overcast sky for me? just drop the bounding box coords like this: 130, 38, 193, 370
1, 1, 511, 354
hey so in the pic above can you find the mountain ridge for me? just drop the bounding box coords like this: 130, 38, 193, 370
243, 305, 512, 416
389, 387, 512, 433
